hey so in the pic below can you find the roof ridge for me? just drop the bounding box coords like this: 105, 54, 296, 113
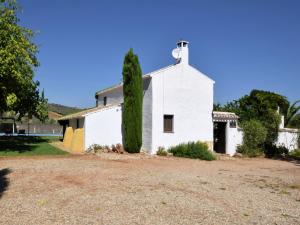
58, 103, 121, 121
95, 64, 175, 95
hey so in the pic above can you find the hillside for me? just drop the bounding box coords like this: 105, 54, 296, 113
0, 104, 85, 125
48, 103, 84, 116
48, 111, 62, 121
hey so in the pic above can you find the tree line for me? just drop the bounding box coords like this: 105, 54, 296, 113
214, 90, 300, 157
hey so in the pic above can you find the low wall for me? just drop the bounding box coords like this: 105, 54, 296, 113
16, 124, 62, 135
227, 127, 298, 156
226, 126, 243, 156
276, 128, 299, 151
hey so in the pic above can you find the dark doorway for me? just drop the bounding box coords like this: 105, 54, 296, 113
58, 120, 69, 138
214, 122, 226, 153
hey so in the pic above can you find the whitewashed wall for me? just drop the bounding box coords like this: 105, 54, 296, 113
94, 78, 153, 153
151, 64, 215, 154
226, 127, 298, 155
97, 86, 123, 106
84, 105, 122, 149
276, 129, 298, 151
142, 78, 153, 152
226, 124, 243, 156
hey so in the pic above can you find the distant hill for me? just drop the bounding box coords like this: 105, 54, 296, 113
0, 104, 85, 125
48, 103, 84, 116
48, 111, 62, 121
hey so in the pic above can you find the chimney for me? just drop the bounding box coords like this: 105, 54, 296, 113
177, 40, 189, 65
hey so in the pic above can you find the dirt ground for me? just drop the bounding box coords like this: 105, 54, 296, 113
0, 154, 299, 225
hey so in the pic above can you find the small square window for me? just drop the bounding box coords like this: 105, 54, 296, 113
164, 115, 174, 133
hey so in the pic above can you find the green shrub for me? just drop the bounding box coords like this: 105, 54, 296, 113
156, 147, 168, 156
168, 141, 216, 161
289, 149, 300, 159
238, 120, 267, 157
237, 145, 262, 158
87, 144, 108, 153
264, 144, 289, 158
298, 132, 300, 150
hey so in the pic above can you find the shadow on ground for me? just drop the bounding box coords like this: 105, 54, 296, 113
0, 136, 46, 153
282, 157, 300, 166
0, 168, 11, 199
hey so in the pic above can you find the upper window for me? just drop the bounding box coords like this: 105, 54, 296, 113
164, 115, 174, 133
103, 96, 107, 106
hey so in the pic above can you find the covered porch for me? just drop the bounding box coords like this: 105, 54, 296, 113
212, 111, 242, 156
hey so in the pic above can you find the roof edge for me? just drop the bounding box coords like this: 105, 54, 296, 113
188, 64, 215, 83
95, 64, 176, 96
58, 103, 121, 121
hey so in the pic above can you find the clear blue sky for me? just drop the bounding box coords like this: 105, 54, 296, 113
18, 0, 300, 108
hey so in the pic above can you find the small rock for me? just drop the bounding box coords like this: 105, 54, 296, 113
234, 153, 243, 158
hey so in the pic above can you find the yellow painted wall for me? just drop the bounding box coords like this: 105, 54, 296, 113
70, 128, 84, 153
63, 127, 73, 149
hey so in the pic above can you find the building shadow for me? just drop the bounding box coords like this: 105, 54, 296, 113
0, 168, 11, 199
0, 136, 43, 153
282, 157, 300, 167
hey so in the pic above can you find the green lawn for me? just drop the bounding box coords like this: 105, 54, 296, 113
0, 136, 68, 156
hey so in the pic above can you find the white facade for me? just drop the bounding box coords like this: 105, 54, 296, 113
88, 40, 215, 153
151, 64, 214, 153
226, 125, 243, 156
60, 40, 298, 155
224, 124, 298, 155
84, 105, 122, 149
276, 129, 298, 151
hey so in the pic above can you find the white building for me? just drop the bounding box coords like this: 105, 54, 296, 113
59, 40, 215, 154
212, 111, 299, 155
58, 40, 298, 155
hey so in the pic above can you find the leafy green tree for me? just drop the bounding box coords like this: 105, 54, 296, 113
0, 0, 47, 121
213, 103, 223, 111
238, 90, 288, 145
222, 90, 289, 145
285, 100, 300, 128
122, 49, 143, 153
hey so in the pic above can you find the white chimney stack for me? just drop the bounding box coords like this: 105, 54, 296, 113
177, 40, 189, 64
172, 40, 189, 65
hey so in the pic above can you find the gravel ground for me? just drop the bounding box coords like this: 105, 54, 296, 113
0, 154, 299, 225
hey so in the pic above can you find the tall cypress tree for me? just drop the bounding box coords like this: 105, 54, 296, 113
122, 49, 143, 153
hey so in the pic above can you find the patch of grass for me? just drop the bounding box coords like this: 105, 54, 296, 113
279, 190, 290, 195
289, 149, 300, 160
287, 184, 300, 190
281, 213, 292, 218
0, 136, 68, 156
